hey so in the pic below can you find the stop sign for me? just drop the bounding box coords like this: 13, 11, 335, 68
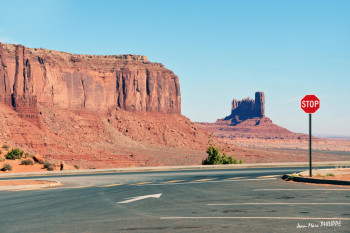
301, 95, 320, 113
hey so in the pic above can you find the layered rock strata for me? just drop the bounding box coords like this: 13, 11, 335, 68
0, 43, 181, 126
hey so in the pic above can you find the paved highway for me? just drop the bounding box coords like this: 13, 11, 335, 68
0, 167, 349, 232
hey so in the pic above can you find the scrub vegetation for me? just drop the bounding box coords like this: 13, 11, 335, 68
202, 145, 243, 165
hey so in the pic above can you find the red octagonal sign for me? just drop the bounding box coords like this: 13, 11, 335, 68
301, 95, 320, 114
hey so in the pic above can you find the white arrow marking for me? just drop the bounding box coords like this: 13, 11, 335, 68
118, 193, 162, 204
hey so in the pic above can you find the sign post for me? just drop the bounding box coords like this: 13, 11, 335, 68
301, 95, 320, 177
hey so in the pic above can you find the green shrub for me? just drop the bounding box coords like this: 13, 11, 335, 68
5, 148, 24, 160
202, 145, 223, 165
43, 162, 55, 171
2, 144, 9, 150
2, 163, 13, 171
21, 159, 34, 166
202, 145, 243, 165
74, 164, 80, 169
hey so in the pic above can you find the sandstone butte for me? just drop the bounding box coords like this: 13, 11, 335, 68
1, 42, 231, 169
198, 92, 308, 140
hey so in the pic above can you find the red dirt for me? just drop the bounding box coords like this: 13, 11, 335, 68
303, 169, 350, 182
0, 180, 55, 186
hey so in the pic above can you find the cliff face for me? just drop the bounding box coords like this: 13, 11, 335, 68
0, 43, 181, 125
223, 92, 265, 125
0, 43, 215, 168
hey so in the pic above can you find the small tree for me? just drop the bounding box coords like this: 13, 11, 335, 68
5, 148, 24, 160
202, 145, 222, 165
202, 145, 243, 165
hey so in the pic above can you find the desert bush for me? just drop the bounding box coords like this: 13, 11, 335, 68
2, 144, 9, 150
202, 145, 223, 165
0, 157, 5, 162
21, 159, 34, 166
202, 145, 242, 165
5, 148, 24, 160
74, 164, 80, 169
43, 162, 55, 171
2, 163, 13, 171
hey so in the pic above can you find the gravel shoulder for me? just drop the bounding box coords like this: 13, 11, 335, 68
283, 168, 350, 185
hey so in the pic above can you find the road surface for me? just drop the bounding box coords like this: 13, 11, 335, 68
0, 166, 349, 232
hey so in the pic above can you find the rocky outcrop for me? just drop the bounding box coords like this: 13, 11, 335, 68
0, 43, 214, 168
198, 91, 303, 141
223, 92, 265, 125
0, 43, 181, 126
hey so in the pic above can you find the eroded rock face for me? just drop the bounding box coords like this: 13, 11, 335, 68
224, 92, 265, 125
0, 43, 181, 125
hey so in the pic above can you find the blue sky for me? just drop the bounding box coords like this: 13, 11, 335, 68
1, 0, 349, 136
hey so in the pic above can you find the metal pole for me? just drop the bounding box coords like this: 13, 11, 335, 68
309, 113, 312, 177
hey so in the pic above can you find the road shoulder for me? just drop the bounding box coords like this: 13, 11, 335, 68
282, 168, 350, 186
0, 180, 62, 191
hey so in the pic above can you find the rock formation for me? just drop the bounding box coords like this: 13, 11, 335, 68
0, 43, 181, 127
0, 43, 215, 168
197, 91, 307, 141
223, 92, 265, 125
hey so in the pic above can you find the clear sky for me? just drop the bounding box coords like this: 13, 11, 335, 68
1, 0, 349, 136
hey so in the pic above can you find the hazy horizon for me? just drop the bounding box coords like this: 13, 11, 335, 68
1, 0, 349, 136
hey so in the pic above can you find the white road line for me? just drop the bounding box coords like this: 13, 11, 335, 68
118, 193, 162, 204
147, 178, 277, 186
254, 189, 350, 191
207, 203, 350, 206
160, 217, 350, 220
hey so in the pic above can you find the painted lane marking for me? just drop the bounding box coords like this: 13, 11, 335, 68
193, 178, 216, 182
70, 185, 95, 189
257, 175, 280, 178
160, 180, 185, 183
227, 177, 246, 180
160, 217, 350, 220
100, 183, 123, 187
146, 178, 277, 186
208, 203, 350, 206
118, 193, 162, 204
254, 189, 350, 191
130, 182, 152, 185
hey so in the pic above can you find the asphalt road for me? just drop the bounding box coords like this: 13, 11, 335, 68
0, 167, 349, 232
